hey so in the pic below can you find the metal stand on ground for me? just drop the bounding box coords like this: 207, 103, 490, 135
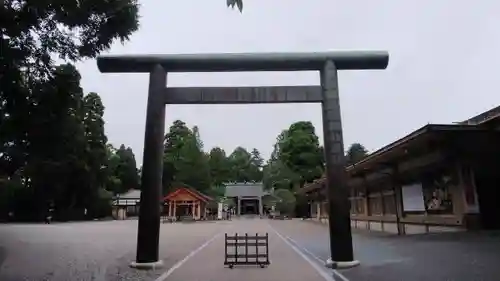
224, 233, 270, 269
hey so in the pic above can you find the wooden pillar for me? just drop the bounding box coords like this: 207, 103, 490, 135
168, 202, 172, 217
316, 202, 321, 220
197, 203, 201, 219
193, 202, 197, 219
362, 176, 370, 216
451, 161, 467, 216
173, 201, 176, 217
391, 166, 405, 235
135, 64, 166, 264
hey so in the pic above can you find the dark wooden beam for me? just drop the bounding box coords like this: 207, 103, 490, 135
164, 86, 322, 104
97, 51, 389, 73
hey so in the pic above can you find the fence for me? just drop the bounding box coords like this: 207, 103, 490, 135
224, 233, 270, 269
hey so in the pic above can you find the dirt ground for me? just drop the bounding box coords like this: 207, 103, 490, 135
0, 219, 334, 281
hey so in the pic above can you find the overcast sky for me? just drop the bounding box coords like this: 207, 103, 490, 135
76, 0, 500, 166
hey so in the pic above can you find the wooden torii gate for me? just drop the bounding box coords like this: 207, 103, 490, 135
96, 51, 389, 269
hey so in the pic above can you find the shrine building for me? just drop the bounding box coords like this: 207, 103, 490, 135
163, 185, 213, 220
300, 105, 500, 234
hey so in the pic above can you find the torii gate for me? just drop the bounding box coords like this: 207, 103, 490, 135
97, 51, 389, 269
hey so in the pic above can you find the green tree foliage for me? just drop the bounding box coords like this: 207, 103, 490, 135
0, 0, 140, 221
1, 1, 140, 174
262, 160, 300, 191
25, 64, 88, 219
114, 145, 140, 192
208, 147, 231, 187
250, 148, 264, 168
228, 147, 262, 182
192, 126, 204, 150
262, 122, 324, 217
345, 143, 369, 166
273, 188, 296, 215
83, 92, 109, 204
161, 121, 266, 198
269, 130, 288, 162
1, 0, 139, 66
104, 144, 122, 194
0, 65, 131, 221
277, 121, 324, 185
163, 120, 211, 194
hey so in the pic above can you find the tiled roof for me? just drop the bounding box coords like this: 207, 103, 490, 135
117, 189, 141, 199
459, 105, 500, 125
164, 185, 213, 202
224, 182, 264, 197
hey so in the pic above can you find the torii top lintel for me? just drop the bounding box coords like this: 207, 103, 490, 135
96, 51, 389, 73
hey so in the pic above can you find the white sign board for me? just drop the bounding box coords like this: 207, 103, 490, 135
217, 202, 223, 220
401, 183, 426, 212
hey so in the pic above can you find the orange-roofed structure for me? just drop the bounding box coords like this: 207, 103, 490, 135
163, 185, 213, 220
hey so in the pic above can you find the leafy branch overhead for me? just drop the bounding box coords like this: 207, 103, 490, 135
227, 0, 244, 12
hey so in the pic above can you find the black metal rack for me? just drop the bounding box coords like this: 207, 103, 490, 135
224, 233, 270, 269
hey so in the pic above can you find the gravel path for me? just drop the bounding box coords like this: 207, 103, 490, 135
270, 219, 500, 281
0, 220, 229, 281
163, 219, 329, 281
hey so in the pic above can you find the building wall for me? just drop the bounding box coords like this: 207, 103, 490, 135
309, 157, 480, 234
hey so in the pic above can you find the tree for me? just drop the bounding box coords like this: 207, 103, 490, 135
273, 188, 296, 216
248, 148, 264, 182
345, 143, 369, 166
163, 120, 211, 193
0, 0, 140, 221
2, 0, 139, 68
114, 145, 140, 192
228, 147, 262, 182
104, 144, 122, 194
25, 64, 88, 220
1, 0, 140, 172
262, 160, 300, 191
192, 126, 203, 150
278, 121, 324, 185
1, 0, 140, 174
270, 130, 288, 162
163, 120, 190, 193
82, 92, 109, 210
208, 147, 231, 187
250, 148, 264, 169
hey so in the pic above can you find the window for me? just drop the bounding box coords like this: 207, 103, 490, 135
368, 195, 383, 215
382, 192, 397, 214
349, 187, 365, 215
352, 198, 365, 214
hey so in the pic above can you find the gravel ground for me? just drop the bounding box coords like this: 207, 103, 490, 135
0, 220, 230, 281
164, 219, 327, 281
270, 219, 500, 281
12, 218, 498, 281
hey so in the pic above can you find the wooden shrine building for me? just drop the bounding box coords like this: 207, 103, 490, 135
163, 186, 213, 220
112, 189, 141, 220
300, 105, 500, 234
